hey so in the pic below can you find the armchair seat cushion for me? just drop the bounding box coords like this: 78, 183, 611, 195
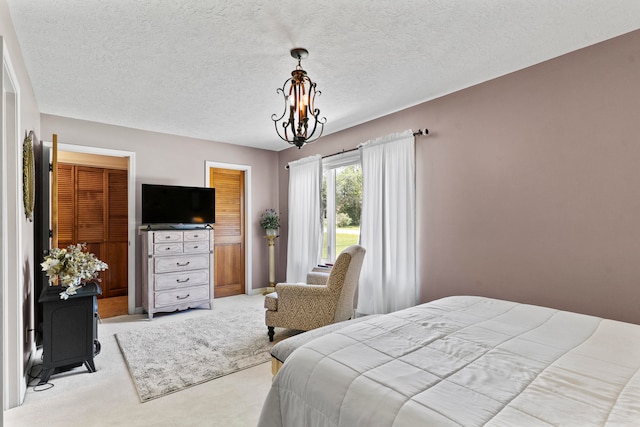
264, 292, 278, 311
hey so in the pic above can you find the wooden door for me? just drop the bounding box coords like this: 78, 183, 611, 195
57, 164, 128, 298
105, 169, 128, 297
210, 168, 245, 297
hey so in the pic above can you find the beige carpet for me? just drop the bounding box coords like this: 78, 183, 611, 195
5, 293, 284, 427
116, 305, 294, 402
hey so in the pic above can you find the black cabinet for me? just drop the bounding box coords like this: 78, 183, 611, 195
38, 282, 101, 385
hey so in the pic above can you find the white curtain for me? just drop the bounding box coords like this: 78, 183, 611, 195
286, 155, 323, 283
357, 130, 417, 314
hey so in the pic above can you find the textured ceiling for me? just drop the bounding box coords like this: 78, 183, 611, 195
6, 1, 640, 151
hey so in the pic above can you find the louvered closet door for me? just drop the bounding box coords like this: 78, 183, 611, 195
76, 166, 105, 261
57, 164, 128, 298
105, 169, 128, 297
72, 166, 107, 295
57, 164, 75, 246
210, 168, 245, 297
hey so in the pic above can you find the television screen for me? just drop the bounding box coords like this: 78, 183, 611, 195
142, 184, 215, 225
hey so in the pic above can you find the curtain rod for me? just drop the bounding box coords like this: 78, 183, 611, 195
285, 128, 428, 170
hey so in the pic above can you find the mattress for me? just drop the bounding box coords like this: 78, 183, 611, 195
257, 296, 640, 426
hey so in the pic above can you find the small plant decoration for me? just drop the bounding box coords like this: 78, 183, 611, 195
259, 208, 280, 230
41, 243, 109, 300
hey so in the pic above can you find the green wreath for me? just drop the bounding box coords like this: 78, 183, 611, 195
23, 131, 35, 222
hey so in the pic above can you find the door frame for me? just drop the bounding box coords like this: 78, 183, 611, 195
205, 161, 253, 294
1, 36, 24, 409
44, 142, 136, 314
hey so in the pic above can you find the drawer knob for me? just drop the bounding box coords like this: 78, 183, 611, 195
176, 261, 190, 267
176, 294, 190, 300
176, 277, 190, 283
193, 245, 199, 249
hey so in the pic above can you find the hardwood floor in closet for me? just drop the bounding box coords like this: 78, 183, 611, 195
98, 296, 128, 319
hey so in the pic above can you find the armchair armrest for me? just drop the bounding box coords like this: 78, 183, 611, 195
274, 283, 331, 319
275, 283, 329, 298
268, 283, 334, 332
306, 271, 330, 286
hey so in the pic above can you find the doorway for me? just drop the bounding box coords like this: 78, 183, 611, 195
56, 154, 129, 317
206, 161, 252, 296
46, 142, 136, 316
2, 37, 25, 409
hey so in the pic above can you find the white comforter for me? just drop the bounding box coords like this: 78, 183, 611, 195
258, 296, 640, 426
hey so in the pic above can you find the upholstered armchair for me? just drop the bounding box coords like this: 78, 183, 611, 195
264, 245, 366, 342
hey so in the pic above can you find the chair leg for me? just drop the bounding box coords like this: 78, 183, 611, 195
268, 326, 275, 342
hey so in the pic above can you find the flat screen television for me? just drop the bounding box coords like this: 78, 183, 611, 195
142, 184, 215, 225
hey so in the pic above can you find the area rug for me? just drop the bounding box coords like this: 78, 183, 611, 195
115, 306, 290, 402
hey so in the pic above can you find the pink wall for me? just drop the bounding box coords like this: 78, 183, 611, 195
277, 29, 640, 324
2, 0, 42, 407
40, 114, 280, 305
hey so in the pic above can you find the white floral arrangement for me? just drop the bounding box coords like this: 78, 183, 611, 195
41, 243, 108, 300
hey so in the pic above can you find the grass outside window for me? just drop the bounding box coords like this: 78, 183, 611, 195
322, 226, 360, 261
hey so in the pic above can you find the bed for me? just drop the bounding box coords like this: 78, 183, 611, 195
257, 295, 640, 426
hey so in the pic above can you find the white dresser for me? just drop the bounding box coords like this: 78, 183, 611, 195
140, 228, 214, 319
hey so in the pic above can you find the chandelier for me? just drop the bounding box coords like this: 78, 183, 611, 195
272, 48, 326, 149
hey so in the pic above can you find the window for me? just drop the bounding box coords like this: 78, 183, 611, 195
321, 151, 362, 263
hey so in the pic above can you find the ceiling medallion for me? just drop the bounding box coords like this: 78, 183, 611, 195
272, 48, 326, 149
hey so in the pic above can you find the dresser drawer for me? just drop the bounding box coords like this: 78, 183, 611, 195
154, 243, 183, 254
154, 254, 210, 273
184, 230, 209, 242
154, 270, 209, 291
184, 241, 209, 253
154, 284, 209, 308
141, 228, 214, 320
154, 231, 183, 243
